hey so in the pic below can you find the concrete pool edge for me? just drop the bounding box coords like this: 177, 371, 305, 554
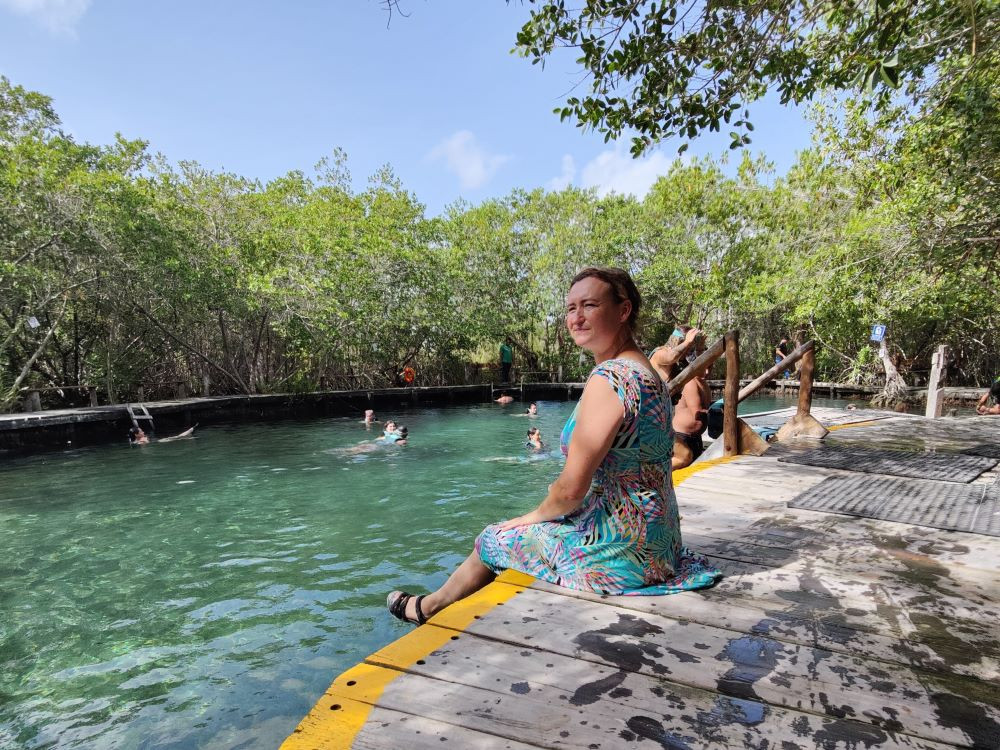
0, 384, 591, 454
279, 455, 738, 749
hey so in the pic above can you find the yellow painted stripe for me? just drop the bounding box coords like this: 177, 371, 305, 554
673, 454, 739, 484
280, 666, 397, 750
828, 419, 883, 432
282, 452, 739, 748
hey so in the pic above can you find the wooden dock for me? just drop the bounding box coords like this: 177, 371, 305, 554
282, 406, 1000, 749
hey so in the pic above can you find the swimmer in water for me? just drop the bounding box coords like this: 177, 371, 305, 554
363, 409, 378, 425
495, 392, 514, 405
525, 426, 544, 451
129, 425, 196, 445
158, 425, 197, 442
128, 427, 149, 445
339, 424, 408, 455
513, 402, 538, 417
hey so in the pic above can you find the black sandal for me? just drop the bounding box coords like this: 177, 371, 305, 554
386, 590, 428, 625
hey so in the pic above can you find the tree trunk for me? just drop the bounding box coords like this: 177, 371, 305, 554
872, 342, 909, 407
2, 297, 70, 409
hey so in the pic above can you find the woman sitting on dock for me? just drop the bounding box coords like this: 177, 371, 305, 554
388, 267, 721, 625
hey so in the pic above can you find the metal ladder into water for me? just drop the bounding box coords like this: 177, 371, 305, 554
491, 382, 524, 397
126, 403, 155, 433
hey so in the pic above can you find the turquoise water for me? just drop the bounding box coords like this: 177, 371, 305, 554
0, 395, 841, 749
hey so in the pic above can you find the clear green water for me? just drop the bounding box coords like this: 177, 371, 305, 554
0, 395, 842, 749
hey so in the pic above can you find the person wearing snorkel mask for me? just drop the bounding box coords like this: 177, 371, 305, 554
650, 325, 703, 402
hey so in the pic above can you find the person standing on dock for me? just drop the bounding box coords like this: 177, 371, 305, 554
387, 266, 721, 626
775, 338, 792, 378
499, 338, 514, 383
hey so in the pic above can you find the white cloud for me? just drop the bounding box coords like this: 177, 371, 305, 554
578, 145, 675, 199
427, 130, 510, 190
546, 154, 576, 191
0, 0, 91, 35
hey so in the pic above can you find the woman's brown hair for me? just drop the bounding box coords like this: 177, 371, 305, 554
569, 267, 642, 333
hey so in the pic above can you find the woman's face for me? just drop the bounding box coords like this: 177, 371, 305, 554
565, 276, 630, 352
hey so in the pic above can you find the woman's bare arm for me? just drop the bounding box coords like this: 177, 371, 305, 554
499, 375, 622, 529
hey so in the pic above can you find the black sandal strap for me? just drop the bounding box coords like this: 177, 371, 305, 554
413, 595, 428, 625
388, 591, 412, 621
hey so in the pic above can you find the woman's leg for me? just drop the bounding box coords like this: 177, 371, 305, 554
403, 551, 496, 621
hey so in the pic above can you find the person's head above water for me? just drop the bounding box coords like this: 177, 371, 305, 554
364, 409, 375, 422
526, 403, 538, 415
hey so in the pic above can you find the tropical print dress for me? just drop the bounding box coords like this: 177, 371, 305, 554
475, 358, 722, 595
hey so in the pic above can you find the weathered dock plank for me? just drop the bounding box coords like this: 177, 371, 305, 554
362, 623, 956, 750
426, 586, 998, 747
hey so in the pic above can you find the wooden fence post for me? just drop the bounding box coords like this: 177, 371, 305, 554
88, 385, 98, 407
723, 331, 740, 457
25, 389, 42, 412
776, 346, 829, 440
925, 345, 949, 418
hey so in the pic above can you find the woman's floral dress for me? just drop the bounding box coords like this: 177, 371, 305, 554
475, 358, 721, 595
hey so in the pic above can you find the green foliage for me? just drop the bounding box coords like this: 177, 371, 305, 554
513, 0, 999, 154
4, 54, 1000, 411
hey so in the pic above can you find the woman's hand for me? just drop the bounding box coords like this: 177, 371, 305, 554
498, 511, 544, 531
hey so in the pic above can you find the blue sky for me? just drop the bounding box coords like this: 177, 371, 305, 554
0, 0, 815, 216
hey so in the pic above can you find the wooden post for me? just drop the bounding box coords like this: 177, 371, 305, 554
88, 385, 98, 407
723, 331, 740, 457
202, 372, 211, 396
925, 345, 949, 418
797, 346, 816, 415
25, 389, 42, 412
174, 380, 188, 399
776, 346, 829, 440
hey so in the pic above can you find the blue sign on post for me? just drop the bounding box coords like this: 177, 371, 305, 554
870, 324, 886, 342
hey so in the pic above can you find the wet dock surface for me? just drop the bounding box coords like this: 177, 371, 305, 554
283, 408, 1000, 749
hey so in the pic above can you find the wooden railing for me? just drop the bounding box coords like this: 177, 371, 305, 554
666, 332, 827, 456
666, 330, 745, 457
20, 385, 98, 412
